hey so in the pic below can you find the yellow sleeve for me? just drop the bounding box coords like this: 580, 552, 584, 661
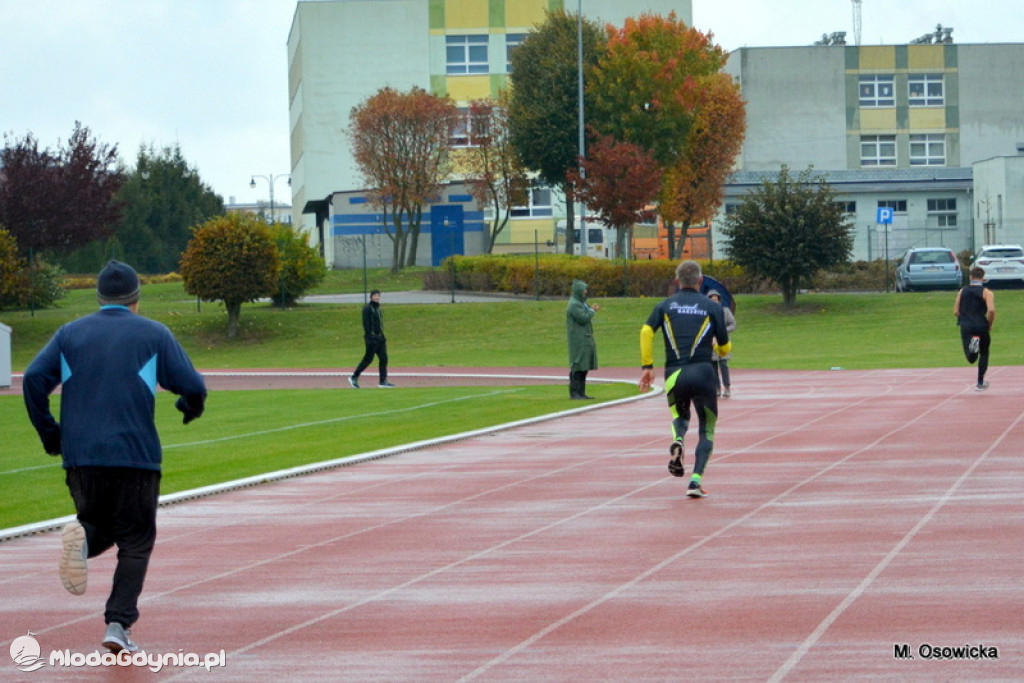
714, 341, 732, 358
641, 324, 655, 367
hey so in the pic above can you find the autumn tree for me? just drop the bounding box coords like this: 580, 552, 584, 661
507, 10, 605, 255
588, 13, 745, 258
0, 122, 124, 256
349, 86, 457, 272
462, 96, 529, 253
568, 133, 661, 258
721, 166, 853, 307
180, 213, 279, 338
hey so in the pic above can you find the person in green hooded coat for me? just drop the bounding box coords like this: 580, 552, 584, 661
566, 279, 600, 399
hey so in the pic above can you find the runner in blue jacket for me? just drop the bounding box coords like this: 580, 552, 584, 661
23, 260, 206, 654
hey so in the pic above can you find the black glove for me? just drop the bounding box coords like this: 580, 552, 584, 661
176, 394, 206, 425
42, 429, 62, 456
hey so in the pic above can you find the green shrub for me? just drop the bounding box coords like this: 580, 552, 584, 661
269, 223, 327, 307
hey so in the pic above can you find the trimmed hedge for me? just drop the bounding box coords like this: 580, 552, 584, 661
423, 254, 898, 297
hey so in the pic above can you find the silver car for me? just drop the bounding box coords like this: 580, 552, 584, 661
894, 247, 962, 291
971, 244, 1024, 284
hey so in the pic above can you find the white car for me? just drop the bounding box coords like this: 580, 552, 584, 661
972, 244, 1024, 284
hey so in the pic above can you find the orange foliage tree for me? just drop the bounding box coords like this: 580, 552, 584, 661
349, 87, 457, 271
588, 12, 745, 258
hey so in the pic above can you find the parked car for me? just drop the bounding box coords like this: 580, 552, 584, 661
894, 247, 962, 292
971, 244, 1024, 285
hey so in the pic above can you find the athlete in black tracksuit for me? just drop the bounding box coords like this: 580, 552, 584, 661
954, 266, 995, 390
350, 289, 392, 388
640, 261, 731, 498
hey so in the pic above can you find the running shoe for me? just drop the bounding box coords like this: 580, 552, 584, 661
667, 441, 685, 478
348, 376, 360, 389
379, 381, 396, 388
687, 481, 708, 498
102, 622, 139, 653
59, 521, 88, 596
969, 336, 981, 355
975, 381, 989, 391
722, 387, 731, 398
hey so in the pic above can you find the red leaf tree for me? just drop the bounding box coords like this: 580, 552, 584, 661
568, 133, 661, 258
0, 122, 124, 256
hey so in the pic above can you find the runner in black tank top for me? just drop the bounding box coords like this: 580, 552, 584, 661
953, 266, 996, 390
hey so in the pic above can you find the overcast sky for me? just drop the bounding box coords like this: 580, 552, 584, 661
1, 0, 1019, 208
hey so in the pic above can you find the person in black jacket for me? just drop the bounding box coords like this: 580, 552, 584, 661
349, 289, 394, 388
954, 266, 996, 391
23, 260, 206, 654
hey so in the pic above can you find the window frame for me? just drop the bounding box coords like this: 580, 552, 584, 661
510, 186, 553, 218
446, 34, 489, 75
926, 197, 958, 229
860, 134, 897, 167
909, 133, 946, 166
859, 75, 895, 108
908, 74, 944, 107
505, 33, 527, 73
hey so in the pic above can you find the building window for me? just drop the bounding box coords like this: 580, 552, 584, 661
511, 186, 553, 218
878, 199, 907, 213
859, 75, 895, 107
447, 35, 489, 75
506, 33, 527, 72
909, 134, 946, 166
724, 203, 741, 215
908, 74, 944, 106
450, 107, 491, 148
860, 135, 897, 166
834, 200, 856, 214
927, 198, 957, 228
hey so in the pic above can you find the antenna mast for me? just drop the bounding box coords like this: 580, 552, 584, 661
852, 0, 863, 45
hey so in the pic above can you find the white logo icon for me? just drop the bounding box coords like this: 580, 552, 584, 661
10, 632, 46, 672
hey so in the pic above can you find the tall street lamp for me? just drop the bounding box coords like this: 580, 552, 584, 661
249, 173, 291, 223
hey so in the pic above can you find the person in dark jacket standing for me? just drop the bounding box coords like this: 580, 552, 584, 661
954, 266, 996, 391
23, 260, 207, 654
566, 279, 599, 399
349, 289, 394, 388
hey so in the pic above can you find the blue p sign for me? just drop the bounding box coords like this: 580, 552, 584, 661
876, 207, 894, 224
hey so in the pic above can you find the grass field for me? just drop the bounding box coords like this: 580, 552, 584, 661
2, 270, 1020, 529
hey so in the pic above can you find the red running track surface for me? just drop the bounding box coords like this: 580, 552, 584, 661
2, 366, 1022, 680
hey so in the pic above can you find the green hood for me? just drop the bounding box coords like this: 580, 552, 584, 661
571, 280, 588, 301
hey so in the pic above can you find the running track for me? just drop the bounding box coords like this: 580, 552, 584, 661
2, 366, 1022, 680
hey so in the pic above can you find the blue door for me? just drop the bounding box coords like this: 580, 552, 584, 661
430, 205, 464, 267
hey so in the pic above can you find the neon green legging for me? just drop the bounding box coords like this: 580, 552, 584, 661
665, 364, 718, 477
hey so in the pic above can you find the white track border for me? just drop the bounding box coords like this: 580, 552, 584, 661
2, 372, 660, 543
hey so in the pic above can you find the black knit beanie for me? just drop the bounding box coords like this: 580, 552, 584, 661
97, 260, 141, 305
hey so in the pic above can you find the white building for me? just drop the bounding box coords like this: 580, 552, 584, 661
287, 0, 692, 266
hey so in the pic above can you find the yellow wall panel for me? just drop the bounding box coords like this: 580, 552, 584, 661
908, 108, 946, 129
506, 0, 549, 29
907, 45, 944, 69
445, 0, 488, 29
447, 75, 492, 102
860, 108, 897, 131
859, 46, 895, 70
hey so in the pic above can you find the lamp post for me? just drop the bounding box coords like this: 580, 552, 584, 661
249, 173, 291, 223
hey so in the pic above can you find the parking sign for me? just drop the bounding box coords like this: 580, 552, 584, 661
876, 207, 894, 224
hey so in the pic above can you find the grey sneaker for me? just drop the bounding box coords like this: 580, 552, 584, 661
969, 336, 981, 355
722, 386, 731, 398
379, 381, 396, 388
975, 381, 989, 391
102, 622, 139, 653
348, 376, 360, 389
59, 521, 88, 596
687, 481, 708, 498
